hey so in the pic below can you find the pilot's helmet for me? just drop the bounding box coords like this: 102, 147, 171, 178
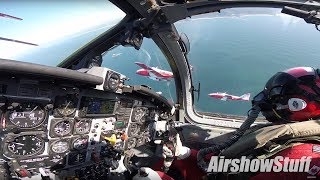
253, 67, 320, 122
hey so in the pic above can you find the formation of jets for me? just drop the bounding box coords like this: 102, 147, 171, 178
1, 12, 38, 46
135, 62, 173, 81
208, 92, 251, 101
134, 62, 250, 102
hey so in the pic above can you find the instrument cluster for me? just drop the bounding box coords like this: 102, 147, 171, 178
0, 62, 175, 180
0, 89, 170, 179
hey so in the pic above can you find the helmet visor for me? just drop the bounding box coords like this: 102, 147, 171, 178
252, 91, 273, 110
265, 72, 299, 99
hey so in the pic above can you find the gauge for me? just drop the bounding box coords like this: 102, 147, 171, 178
127, 138, 137, 149
51, 140, 69, 154
114, 141, 124, 150
7, 135, 44, 156
159, 111, 169, 120
128, 123, 140, 137
73, 137, 88, 150
132, 107, 147, 122
8, 103, 46, 128
55, 96, 77, 117
53, 120, 72, 136
68, 151, 86, 165
107, 72, 120, 91
74, 119, 91, 134
136, 137, 146, 147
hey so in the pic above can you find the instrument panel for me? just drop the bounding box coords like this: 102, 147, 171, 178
0, 72, 173, 180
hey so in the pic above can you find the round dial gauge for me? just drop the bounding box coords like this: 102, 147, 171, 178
132, 108, 146, 122
108, 73, 120, 91
53, 120, 72, 136
7, 135, 44, 156
55, 98, 77, 117
128, 123, 139, 137
127, 138, 137, 149
136, 137, 146, 147
9, 103, 46, 128
159, 112, 169, 120
74, 119, 91, 134
73, 137, 88, 150
51, 140, 69, 154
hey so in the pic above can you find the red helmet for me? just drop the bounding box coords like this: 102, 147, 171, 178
253, 67, 320, 122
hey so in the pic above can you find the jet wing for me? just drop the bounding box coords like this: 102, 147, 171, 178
135, 62, 171, 79
150, 68, 169, 78
221, 97, 228, 101
148, 75, 161, 81
135, 62, 152, 70
0, 37, 38, 46
0, 13, 22, 20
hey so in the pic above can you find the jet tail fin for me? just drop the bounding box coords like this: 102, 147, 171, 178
240, 93, 251, 101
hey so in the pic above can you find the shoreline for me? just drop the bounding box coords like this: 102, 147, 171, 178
176, 13, 291, 23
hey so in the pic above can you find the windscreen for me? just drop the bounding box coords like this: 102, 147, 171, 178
175, 8, 320, 116
0, 1, 125, 66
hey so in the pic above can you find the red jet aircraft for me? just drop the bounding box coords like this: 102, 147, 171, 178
0, 13, 22, 20
135, 62, 173, 81
208, 92, 251, 101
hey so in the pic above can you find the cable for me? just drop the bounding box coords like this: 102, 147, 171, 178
141, 48, 151, 66
197, 105, 261, 172
154, 51, 163, 69
166, 81, 174, 103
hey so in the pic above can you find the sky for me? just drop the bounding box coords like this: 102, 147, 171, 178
0, 0, 125, 61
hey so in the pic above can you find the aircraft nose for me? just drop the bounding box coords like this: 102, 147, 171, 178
208, 93, 217, 97
136, 69, 149, 76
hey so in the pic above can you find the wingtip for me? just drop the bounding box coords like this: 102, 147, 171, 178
134, 61, 144, 65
